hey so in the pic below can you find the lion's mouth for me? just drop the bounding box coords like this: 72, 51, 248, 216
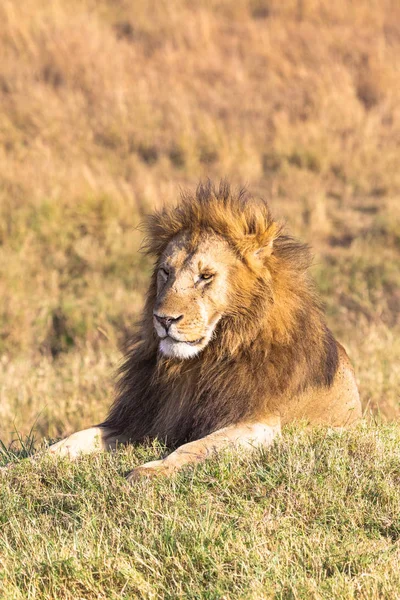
166, 335, 205, 346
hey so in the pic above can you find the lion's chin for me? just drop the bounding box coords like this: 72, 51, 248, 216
159, 336, 207, 360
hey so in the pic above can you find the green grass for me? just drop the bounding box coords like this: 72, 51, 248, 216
1, 424, 400, 599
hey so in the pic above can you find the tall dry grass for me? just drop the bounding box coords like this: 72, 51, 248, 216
0, 0, 399, 443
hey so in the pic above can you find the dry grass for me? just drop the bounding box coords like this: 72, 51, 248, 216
0, 0, 399, 435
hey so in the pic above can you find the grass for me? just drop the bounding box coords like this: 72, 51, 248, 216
1, 424, 400, 599
0, 0, 399, 597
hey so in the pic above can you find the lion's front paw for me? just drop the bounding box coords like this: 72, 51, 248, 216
126, 459, 177, 482
48, 438, 78, 458
47, 427, 106, 459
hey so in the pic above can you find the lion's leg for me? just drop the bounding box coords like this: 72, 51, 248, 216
127, 416, 281, 480
48, 426, 124, 459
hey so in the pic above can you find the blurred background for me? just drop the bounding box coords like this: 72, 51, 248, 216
0, 0, 399, 444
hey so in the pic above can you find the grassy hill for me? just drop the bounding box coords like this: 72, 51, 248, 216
0, 1, 399, 597
1, 424, 400, 599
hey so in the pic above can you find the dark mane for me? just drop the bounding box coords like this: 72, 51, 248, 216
102, 181, 338, 446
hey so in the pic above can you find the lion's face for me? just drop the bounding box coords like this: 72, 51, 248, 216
153, 231, 239, 359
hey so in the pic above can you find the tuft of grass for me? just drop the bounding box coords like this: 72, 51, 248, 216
1, 424, 400, 599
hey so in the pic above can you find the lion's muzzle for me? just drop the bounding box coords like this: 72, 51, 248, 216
153, 311, 212, 359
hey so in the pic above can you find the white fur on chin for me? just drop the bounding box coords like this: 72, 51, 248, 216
159, 337, 205, 359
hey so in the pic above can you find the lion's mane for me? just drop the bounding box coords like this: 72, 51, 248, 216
102, 181, 338, 446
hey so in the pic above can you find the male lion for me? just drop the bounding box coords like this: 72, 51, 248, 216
49, 181, 361, 479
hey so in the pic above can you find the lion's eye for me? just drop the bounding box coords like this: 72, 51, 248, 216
160, 268, 169, 279
199, 273, 214, 282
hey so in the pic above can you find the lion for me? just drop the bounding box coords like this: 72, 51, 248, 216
49, 180, 362, 479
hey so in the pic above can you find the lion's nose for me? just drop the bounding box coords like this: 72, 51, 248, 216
154, 313, 183, 331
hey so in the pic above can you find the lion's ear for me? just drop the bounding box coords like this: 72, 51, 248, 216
252, 221, 280, 261
254, 238, 274, 260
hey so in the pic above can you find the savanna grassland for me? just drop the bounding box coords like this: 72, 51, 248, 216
1, 1, 400, 598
